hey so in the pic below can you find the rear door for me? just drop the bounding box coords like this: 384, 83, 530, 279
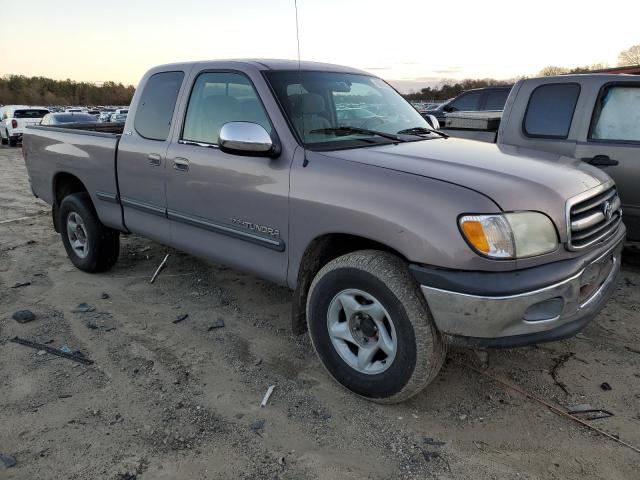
574, 82, 640, 238
117, 70, 186, 242
164, 68, 291, 284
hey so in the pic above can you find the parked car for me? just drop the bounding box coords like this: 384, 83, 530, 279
110, 109, 128, 123
1, 105, 49, 146
98, 109, 116, 122
64, 107, 86, 113
23, 60, 624, 403
86, 109, 101, 118
440, 75, 640, 241
40, 112, 98, 126
424, 86, 512, 125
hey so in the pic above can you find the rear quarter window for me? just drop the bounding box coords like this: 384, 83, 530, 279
523, 83, 580, 139
134, 71, 184, 140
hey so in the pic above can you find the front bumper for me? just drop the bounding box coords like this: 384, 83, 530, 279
411, 228, 625, 348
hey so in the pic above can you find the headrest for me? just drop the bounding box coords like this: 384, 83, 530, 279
301, 93, 325, 115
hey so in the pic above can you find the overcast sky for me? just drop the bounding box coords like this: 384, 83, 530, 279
2, 0, 638, 92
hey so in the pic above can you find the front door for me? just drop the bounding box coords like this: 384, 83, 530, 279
574, 83, 640, 239
165, 70, 290, 284
117, 70, 186, 242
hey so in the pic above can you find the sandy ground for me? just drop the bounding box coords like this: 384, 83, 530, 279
1, 144, 639, 480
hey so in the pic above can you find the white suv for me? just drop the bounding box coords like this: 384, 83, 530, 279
1, 105, 50, 146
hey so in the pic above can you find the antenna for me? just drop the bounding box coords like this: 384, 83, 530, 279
294, 0, 301, 69
294, 0, 309, 166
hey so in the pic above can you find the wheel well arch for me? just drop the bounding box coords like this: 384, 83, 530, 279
51, 172, 89, 232
291, 233, 409, 335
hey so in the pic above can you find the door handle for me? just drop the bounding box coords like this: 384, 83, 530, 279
173, 157, 190, 172
148, 153, 162, 166
581, 155, 619, 167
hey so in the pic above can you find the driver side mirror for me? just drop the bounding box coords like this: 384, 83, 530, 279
219, 122, 280, 158
443, 105, 455, 113
425, 115, 440, 130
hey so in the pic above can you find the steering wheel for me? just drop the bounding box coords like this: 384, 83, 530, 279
361, 116, 385, 129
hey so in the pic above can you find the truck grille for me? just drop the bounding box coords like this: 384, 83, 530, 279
567, 184, 622, 250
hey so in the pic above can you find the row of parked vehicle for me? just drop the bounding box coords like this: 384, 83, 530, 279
0, 105, 129, 146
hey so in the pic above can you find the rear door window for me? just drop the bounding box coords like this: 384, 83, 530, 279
450, 91, 482, 111
523, 83, 580, 138
134, 71, 184, 140
484, 89, 510, 110
590, 85, 640, 142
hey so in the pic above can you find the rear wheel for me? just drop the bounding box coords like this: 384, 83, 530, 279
8, 136, 17, 147
307, 250, 446, 403
58, 192, 120, 272
1, 131, 7, 145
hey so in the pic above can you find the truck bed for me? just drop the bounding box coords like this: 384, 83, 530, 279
22, 124, 125, 231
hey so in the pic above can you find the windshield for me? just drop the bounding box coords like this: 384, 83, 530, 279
265, 71, 432, 150
14, 109, 49, 119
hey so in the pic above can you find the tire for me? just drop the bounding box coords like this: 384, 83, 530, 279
8, 136, 17, 147
1, 132, 7, 145
307, 250, 446, 403
58, 192, 120, 272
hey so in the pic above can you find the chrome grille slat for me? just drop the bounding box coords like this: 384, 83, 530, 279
571, 212, 621, 241
567, 183, 622, 251
571, 189, 616, 215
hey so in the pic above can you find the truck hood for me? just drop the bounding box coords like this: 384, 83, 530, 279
318, 138, 611, 234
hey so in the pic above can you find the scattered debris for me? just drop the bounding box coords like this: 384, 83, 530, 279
86, 321, 115, 332
249, 419, 265, 433
474, 349, 489, 369
116, 473, 136, 480
208, 318, 225, 330
423, 437, 446, 447
72, 303, 95, 313
0, 453, 16, 468
566, 404, 614, 420
600, 382, 612, 391
463, 362, 640, 455
10, 337, 95, 365
100, 292, 110, 299
278, 456, 286, 466
254, 358, 263, 366
11, 281, 31, 288
261, 385, 276, 407
173, 314, 189, 324
549, 352, 574, 395
12, 310, 36, 323
625, 346, 640, 355
150, 254, 170, 283
0, 216, 31, 224
60, 346, 72, 354
37, 350, 46, 356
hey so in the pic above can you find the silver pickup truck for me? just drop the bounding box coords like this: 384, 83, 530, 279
442, 74, 640, 241
22, 60, 625, 403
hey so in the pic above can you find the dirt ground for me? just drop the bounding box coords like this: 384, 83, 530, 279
1, 144, 639, 480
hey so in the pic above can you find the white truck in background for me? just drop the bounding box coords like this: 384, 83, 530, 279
1, 105, 50, 146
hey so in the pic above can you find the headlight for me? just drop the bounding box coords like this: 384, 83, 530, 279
459, 212, 558, 259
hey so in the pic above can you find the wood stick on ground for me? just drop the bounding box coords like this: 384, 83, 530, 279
462, 362, 640, 455
150, 254, 170, 284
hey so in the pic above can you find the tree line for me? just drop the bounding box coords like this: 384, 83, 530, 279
0, 75, 135, 106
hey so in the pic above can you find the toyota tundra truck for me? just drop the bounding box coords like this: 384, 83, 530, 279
22, 60, 625, 403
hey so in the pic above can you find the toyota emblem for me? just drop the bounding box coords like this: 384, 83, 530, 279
603, 201, 613, 221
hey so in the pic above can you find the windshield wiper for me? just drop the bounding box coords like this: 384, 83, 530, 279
309, 127, 406, 142
396, 126, 449, 139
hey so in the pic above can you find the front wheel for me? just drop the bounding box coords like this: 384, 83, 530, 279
307, 250, 446, 403
58, 192, 120, 272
